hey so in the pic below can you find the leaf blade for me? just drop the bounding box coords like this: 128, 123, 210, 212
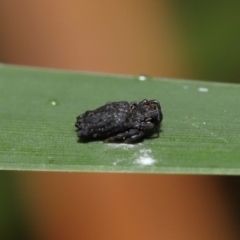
1, 65, 240, 175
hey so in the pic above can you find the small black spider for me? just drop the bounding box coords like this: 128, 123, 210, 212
75, 99, 163, 143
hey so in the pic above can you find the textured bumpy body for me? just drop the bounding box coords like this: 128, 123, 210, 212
75, 99, 163, 143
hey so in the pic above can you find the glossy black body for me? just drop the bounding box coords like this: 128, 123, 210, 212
75, 99, 163, 143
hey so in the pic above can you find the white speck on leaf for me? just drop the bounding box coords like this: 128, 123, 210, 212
134, 149, 155, 166
107, 143, 136, 150
138, 75, 147, 81
198, 87, 209, 93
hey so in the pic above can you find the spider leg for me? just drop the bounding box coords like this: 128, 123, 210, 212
145, 110, 160, 120
124, 130, 145, 143
104, 129, 139, 143
140, 122, 159, 136
140, 122, 154, 129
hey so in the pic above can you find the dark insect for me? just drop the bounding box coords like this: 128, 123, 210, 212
75, 99, 163, 143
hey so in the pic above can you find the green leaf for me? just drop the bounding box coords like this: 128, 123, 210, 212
0, 65, 240, 175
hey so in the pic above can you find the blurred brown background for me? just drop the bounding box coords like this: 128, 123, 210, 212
1, 1, 240, 239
